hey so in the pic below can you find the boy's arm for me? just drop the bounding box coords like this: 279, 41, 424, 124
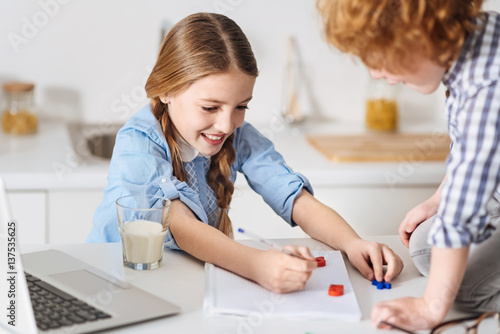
432, 82, 500, 248
423, 246, 469, 320
398, 176, 447, 247
292, 190, 404, 282
372, 246, 469, 330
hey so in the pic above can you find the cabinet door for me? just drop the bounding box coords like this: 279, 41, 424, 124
8, 191, 47, 245
312, 186, 436, 236
230, 185, 309, 240
48, 190, 103, 244
229, 184, 437, 239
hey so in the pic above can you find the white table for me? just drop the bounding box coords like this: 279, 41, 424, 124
22, 236, 471, 334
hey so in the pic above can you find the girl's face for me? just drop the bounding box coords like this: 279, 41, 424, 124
163, 67, 256, 157
369, 57, 447, 94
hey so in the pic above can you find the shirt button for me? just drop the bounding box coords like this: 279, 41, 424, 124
161, 178, 166, 183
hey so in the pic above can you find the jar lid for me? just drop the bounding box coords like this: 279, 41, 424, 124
3, 82, 35, 93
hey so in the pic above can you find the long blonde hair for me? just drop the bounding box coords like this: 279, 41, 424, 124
145, 13, 258, 237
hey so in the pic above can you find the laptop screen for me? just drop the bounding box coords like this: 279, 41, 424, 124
0, 219, 38, 334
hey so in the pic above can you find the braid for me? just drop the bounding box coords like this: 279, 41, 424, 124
151, 98, 186, 182
152, 97, 235, 237
145, 13, 258, 238
152, 96, 236, 237
207, 134, 236, 238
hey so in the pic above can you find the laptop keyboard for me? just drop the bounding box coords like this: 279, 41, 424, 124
25, 272, 112, 331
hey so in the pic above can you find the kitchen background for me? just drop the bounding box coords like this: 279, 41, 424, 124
6, 0, 500, 125
2, 0, 500, 245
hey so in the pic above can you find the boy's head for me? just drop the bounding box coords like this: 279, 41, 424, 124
317, 0, 484, 93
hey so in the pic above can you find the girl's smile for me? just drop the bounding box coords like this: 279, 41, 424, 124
201, 133, 226, 146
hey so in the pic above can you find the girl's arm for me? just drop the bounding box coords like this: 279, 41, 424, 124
169, 199, 317, 293
292, 190, 404, 282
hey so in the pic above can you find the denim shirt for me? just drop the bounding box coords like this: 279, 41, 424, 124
86, 104, 312, 249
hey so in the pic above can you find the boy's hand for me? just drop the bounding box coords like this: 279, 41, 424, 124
345, 239, 403, 283
372, 297, 443, 331
253, 245, 317, 294
399, 198, 439, 247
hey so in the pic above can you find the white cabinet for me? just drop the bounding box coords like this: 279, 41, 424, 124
47, 190, 103, 244
230, 183, 437, 240
7, 185, 437, 245
230, 185, 309, 240
6, 190, 103, 245
312, 185, 436, 237
8, 191, 47, 245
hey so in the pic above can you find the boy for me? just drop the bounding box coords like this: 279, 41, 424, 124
317, 0, 500, 331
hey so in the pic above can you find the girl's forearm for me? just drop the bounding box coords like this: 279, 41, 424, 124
169, 199, 261, 280
292, 191, 361, 252
423, 246, 470, 321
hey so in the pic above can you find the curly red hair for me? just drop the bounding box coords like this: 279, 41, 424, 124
317, 0, 484, 73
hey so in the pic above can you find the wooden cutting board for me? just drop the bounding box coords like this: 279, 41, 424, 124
306, 133, 451, 162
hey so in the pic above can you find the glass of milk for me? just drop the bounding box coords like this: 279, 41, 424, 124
116, 195, 171, 270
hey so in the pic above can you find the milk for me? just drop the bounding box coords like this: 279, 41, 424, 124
120, 220, 168, 265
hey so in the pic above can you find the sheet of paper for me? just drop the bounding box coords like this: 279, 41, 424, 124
204, 250, 361, 321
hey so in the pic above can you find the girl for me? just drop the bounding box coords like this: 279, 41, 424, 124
87, 12, 403, 293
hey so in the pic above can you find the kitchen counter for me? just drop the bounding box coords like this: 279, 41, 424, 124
270, 118, 447, 187
0, 118, 447, 191
1, 118, 449, 243
1, 121, 110, 190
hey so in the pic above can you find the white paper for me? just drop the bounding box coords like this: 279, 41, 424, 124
204, 250, 362, 321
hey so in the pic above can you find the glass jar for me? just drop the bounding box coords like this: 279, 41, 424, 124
2, 82, 38, 135
365, 77, 399, 131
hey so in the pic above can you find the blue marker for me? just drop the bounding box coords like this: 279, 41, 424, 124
237, 228, 308, 260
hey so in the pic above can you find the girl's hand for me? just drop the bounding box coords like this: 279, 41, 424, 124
399, 197, 439, 248
253, 245, 317, 294
345, 239, 403, 283
372, 297, 443, 332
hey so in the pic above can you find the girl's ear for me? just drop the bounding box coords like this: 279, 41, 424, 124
159, 94, 170, 104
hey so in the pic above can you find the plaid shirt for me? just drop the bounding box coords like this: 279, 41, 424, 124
429, 11, 500, 248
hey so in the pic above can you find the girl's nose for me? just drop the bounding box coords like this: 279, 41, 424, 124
215, 111, 234, 134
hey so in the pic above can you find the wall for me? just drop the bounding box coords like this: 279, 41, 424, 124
1, 0, 499, 127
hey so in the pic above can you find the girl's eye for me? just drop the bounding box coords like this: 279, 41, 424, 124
236, 105, 249, 111
202, 106, 218, 112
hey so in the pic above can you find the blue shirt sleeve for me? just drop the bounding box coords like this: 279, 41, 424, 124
233, 123, 313, 227
88, 122, 208, 250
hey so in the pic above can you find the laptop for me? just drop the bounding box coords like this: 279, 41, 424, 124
0, 186, 180, 333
